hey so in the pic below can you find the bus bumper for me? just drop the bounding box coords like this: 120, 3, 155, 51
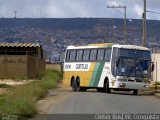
111, 81, 150, 90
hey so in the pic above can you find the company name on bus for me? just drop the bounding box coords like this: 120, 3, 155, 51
76, 64, 88, 69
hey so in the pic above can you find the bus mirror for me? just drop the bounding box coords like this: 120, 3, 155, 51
151, 62, 154, 72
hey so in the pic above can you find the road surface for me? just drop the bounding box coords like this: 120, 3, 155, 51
31, 85, 160, 120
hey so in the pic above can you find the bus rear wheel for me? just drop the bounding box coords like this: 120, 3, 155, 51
71, 79, 81, 92
71, 80, 77, 92
79, 87, 87, 92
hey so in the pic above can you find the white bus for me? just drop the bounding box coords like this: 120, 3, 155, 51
63, 43, 154, 95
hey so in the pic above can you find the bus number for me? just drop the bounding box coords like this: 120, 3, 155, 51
65, 64, 71, 69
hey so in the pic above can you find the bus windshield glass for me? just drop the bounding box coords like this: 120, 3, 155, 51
112, 48, 151, 78
119, 49, 150, 59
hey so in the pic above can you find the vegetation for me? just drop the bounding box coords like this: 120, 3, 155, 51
0, 83, 11, 88
155, 93, 160, 98
154, 82, 160, 85
0, 69, 62, 118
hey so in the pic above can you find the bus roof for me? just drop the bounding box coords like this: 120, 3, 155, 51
67, 43, 150, 51
113, 44, 150, 51
67, 43, 115, 49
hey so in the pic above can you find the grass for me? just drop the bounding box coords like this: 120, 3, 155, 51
154, 82, 160, 85
0, 83, 11, 88
155, 93, 160, 98
46, 64, 62, 72
0, 69, 62, 118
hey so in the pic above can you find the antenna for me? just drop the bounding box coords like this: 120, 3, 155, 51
14, 11, 17, 18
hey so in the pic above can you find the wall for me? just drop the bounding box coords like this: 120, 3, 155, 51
27, 56, 46, 78
0, 55, 27, 79
46, 63, 62, 72
152, 53, 160, 82
0, 55, 45, 79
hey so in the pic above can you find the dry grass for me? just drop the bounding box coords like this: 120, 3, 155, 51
0, 69, 62, 118
0, 88, 6, 94
46, 64, 62, 72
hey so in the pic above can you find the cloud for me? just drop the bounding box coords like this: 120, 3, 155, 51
134, 5, 143, 18
0, 0, 159, 20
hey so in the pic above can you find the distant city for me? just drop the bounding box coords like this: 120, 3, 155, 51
0, 18, 159, 63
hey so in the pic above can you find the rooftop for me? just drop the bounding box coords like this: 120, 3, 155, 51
0, 43, 41, 48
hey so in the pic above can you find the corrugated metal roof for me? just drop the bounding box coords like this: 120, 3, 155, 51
0, 43, 41, 47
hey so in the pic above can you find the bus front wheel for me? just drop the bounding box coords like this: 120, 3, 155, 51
133, 90, 138, 95
105, 80, 111, 93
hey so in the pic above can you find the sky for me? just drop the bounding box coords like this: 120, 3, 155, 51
0, 0, 159, 20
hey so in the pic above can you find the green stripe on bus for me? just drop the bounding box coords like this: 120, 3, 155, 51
89, 62, 105, 87
89, 63, 100, 86
93, 62, 105, 86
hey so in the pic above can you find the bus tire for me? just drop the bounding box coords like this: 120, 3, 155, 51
97, 88, 104, 92
76, 78, 81, 91
133, 90, 138, 95
105, 80, 111, 93
71, 79, 77, 92
80, 87, 87, 92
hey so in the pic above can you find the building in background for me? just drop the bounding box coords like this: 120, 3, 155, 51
0, 43, 45, 79
152, 53, 160, 82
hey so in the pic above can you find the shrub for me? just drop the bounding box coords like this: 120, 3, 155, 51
0, 83, 11, 88
0, 69, 62, 118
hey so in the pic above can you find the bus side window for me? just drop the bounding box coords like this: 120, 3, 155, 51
76, 50, 83, 61
97, 49, 104, 61
90, 49, 97, 61
83, 49, 90, 61
105, 48, 111, 62
66, 50, 70, 61
69, 50, 76, 61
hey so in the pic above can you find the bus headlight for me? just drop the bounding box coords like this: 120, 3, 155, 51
143, 85, 149, 88
119, 83, 126, 88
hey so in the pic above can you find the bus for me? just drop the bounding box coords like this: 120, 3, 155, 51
63, 43, 154, 95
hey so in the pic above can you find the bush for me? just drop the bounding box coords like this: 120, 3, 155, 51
0, 69, 62, 118
0, 83, 11, 88
154, 82, 160, 85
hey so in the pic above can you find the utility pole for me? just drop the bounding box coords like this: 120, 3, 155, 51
14, 11, 17, 18
112, 18, 115, 43
142, 0, 147, 47
107, 5, 127, 44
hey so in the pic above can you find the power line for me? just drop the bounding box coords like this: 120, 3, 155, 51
147, 10, 160, 15
107, 5, 127, 44
113, 8, 124, 16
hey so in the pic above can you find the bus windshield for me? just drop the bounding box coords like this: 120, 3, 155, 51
112, 48, 151, 78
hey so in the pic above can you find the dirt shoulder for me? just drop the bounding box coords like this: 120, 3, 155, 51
0, 88, 6, 94
0, 80, 35, 95
36, 83, 72, 114
0, 79, 35, 86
